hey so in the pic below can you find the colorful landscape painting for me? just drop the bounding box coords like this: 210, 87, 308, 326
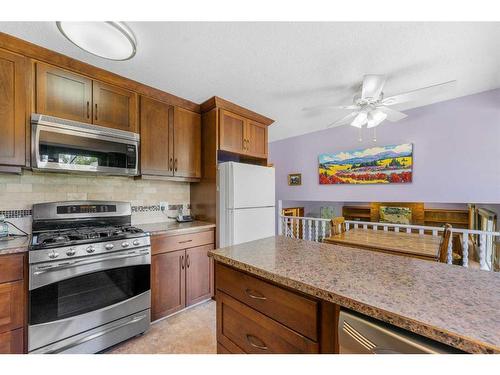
318, 143, 413, 185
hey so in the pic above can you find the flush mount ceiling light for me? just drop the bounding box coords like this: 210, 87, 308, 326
56, 22, 137, 61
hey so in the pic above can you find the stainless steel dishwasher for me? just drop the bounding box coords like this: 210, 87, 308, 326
338, 309, 463, 354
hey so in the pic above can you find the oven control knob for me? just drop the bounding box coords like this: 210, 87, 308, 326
104, 244, 114, 250
48, 250, 59, 259
66, 248, 76, 257
86, 245, 96, 253
132, 240, 140, 246
121, 242, 130, 248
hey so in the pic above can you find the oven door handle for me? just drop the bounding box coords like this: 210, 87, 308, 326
33, 250, 150, 275
45, 314, 148, 354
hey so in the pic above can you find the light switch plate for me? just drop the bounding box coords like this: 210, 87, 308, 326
159, 202, 168, 212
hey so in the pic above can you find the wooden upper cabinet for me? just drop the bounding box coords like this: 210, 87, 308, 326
219, 110, 246, 154
245, 120, 268, 159
173, 107, 201, 178
140, 96, 173, 176
0, 49, 26, 167
93, 81, 137, 132
36, 62, 92, 123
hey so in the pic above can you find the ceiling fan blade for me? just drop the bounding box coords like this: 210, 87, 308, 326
382, 80, 457, 106
302, 104, 360, 111
377, 106, 408, 122
361, 74, 386, 100
326, 112, 358, 128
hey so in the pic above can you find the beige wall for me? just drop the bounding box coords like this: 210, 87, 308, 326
0, 171, 189, 210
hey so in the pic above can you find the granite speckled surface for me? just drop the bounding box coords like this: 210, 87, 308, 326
0, 236, 30, 255
136, 221, 215, 237
209, 236, 500, 354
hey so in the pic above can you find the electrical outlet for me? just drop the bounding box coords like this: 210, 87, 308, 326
159, 202, 168, 213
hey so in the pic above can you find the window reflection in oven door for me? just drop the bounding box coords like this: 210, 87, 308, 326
28, 248, 151, 353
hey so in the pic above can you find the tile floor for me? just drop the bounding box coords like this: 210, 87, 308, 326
106, 300, 216, 354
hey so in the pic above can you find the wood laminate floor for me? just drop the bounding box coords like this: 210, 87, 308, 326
106, 300, 216, 354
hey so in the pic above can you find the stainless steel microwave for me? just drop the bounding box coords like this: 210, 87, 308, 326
31, 114, 139, 176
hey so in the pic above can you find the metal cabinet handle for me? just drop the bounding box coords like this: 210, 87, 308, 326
186, 254, 190, 268
95, 103, 98, 120
178, 239, 192, 244
245, 288, 267, 300
246, 334, 268, 351
87, 101, 90, 119
174, 158, 178, 172
180, 255, 185, 269
169, 157, 173, 171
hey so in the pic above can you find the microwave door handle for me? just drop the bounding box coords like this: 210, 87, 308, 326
33, 250, 150, 275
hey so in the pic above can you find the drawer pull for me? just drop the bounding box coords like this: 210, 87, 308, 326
178, 239, 192, 244
245, 288, 267, 300
246, 334, 268, 351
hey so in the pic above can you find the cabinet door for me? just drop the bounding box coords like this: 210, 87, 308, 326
0, 49, 26, 167
0, 281, 24, 333
186, 244, 213, 306
219, 110, 245, 154
173, 107, 201, 178
151, 250, 186, 321
36, 62, 92, 123
0, 328, 23, 354
245, 120, 268, 159
140, 97, 173, 176
92, 81, 137, 132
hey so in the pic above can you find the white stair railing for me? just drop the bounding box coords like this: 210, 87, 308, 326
279, 215, 500, 272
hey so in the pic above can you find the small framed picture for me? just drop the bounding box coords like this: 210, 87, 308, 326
288, 173, 302, 186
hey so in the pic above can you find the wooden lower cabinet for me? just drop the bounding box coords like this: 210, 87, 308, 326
0, 253, 26, 354
151, 229, 215, 321
215, 262, 338, 354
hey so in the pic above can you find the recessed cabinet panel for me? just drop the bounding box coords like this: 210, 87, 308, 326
186, 244, 213, 306
140, 97, 173, 176
219, 110, 245, 154
93, 81, 137, 132
245, 120, 267, 159
36, 62, 92, 123
173, 107, 201, 178
0, 49, 26, 167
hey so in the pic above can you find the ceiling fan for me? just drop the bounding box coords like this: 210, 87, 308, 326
303, 75, 456, 129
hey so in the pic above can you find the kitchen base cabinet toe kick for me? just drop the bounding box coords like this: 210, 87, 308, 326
214, 263, 338, 354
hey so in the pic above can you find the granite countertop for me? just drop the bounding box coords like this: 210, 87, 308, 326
136, 220, 215, 237
209, 236, 500, 354
0, 235, 30, 255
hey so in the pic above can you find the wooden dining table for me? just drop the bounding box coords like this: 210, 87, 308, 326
323, 228, 442, 261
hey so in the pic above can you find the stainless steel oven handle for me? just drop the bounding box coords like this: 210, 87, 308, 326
46, 314, 147, 354
33, 250, 150, 275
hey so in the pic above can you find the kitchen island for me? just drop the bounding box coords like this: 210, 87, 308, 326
209, 236, 500, 354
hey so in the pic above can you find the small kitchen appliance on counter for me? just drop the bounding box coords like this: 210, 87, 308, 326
28, 201, 151, 354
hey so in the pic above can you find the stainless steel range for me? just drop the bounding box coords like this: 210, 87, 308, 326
28, 201, 151, 354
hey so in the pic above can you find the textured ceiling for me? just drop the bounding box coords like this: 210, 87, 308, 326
1, 22, 499, 141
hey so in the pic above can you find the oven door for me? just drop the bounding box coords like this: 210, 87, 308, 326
32, 121, 138, 176
28, 248, 150, 352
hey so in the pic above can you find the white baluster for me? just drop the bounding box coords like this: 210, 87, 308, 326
373, 225, 378, 231
418, 228, 424, 235
383, 226, 388, 231
447, 232, 453, 264
321, 221, 326, 240
301, 219, 306, 240
354, 223, 359, 229
432, 229, 438, 236
406, 227, 411, 234
479, 234, 487, 270
315, 223, 319, 242
395, 227, 399, 233
363, 224, 368, 229
295, 218, 299, 239
462, 231, 469, 268
346, 222, 350, 231
308, 219, 312, 241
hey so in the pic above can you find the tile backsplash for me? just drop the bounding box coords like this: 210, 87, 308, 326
0, 171, 191, 233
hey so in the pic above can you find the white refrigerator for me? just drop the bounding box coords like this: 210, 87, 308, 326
217, 162, 275, 248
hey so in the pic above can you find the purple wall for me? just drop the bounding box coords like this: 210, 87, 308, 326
269, 89, 500, 204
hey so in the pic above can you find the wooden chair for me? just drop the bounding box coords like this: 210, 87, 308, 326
331, 217, 346, 236
438, 224, 453, 263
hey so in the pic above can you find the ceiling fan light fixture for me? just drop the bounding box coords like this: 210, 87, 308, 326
56, 21, 137, 61
366, 109, 388, 128
350, 112, 367, 128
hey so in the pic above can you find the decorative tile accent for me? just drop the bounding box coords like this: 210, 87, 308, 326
131, 204, 190, 213
0, 209, 32, 219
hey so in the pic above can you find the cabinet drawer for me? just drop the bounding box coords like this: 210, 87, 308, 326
217, 292, 318, 354
0, 328, 24, 354
0, 253, 24, 284
0, 280, 24, 333
152, 230, 214, 255
216, 264, 318, 340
